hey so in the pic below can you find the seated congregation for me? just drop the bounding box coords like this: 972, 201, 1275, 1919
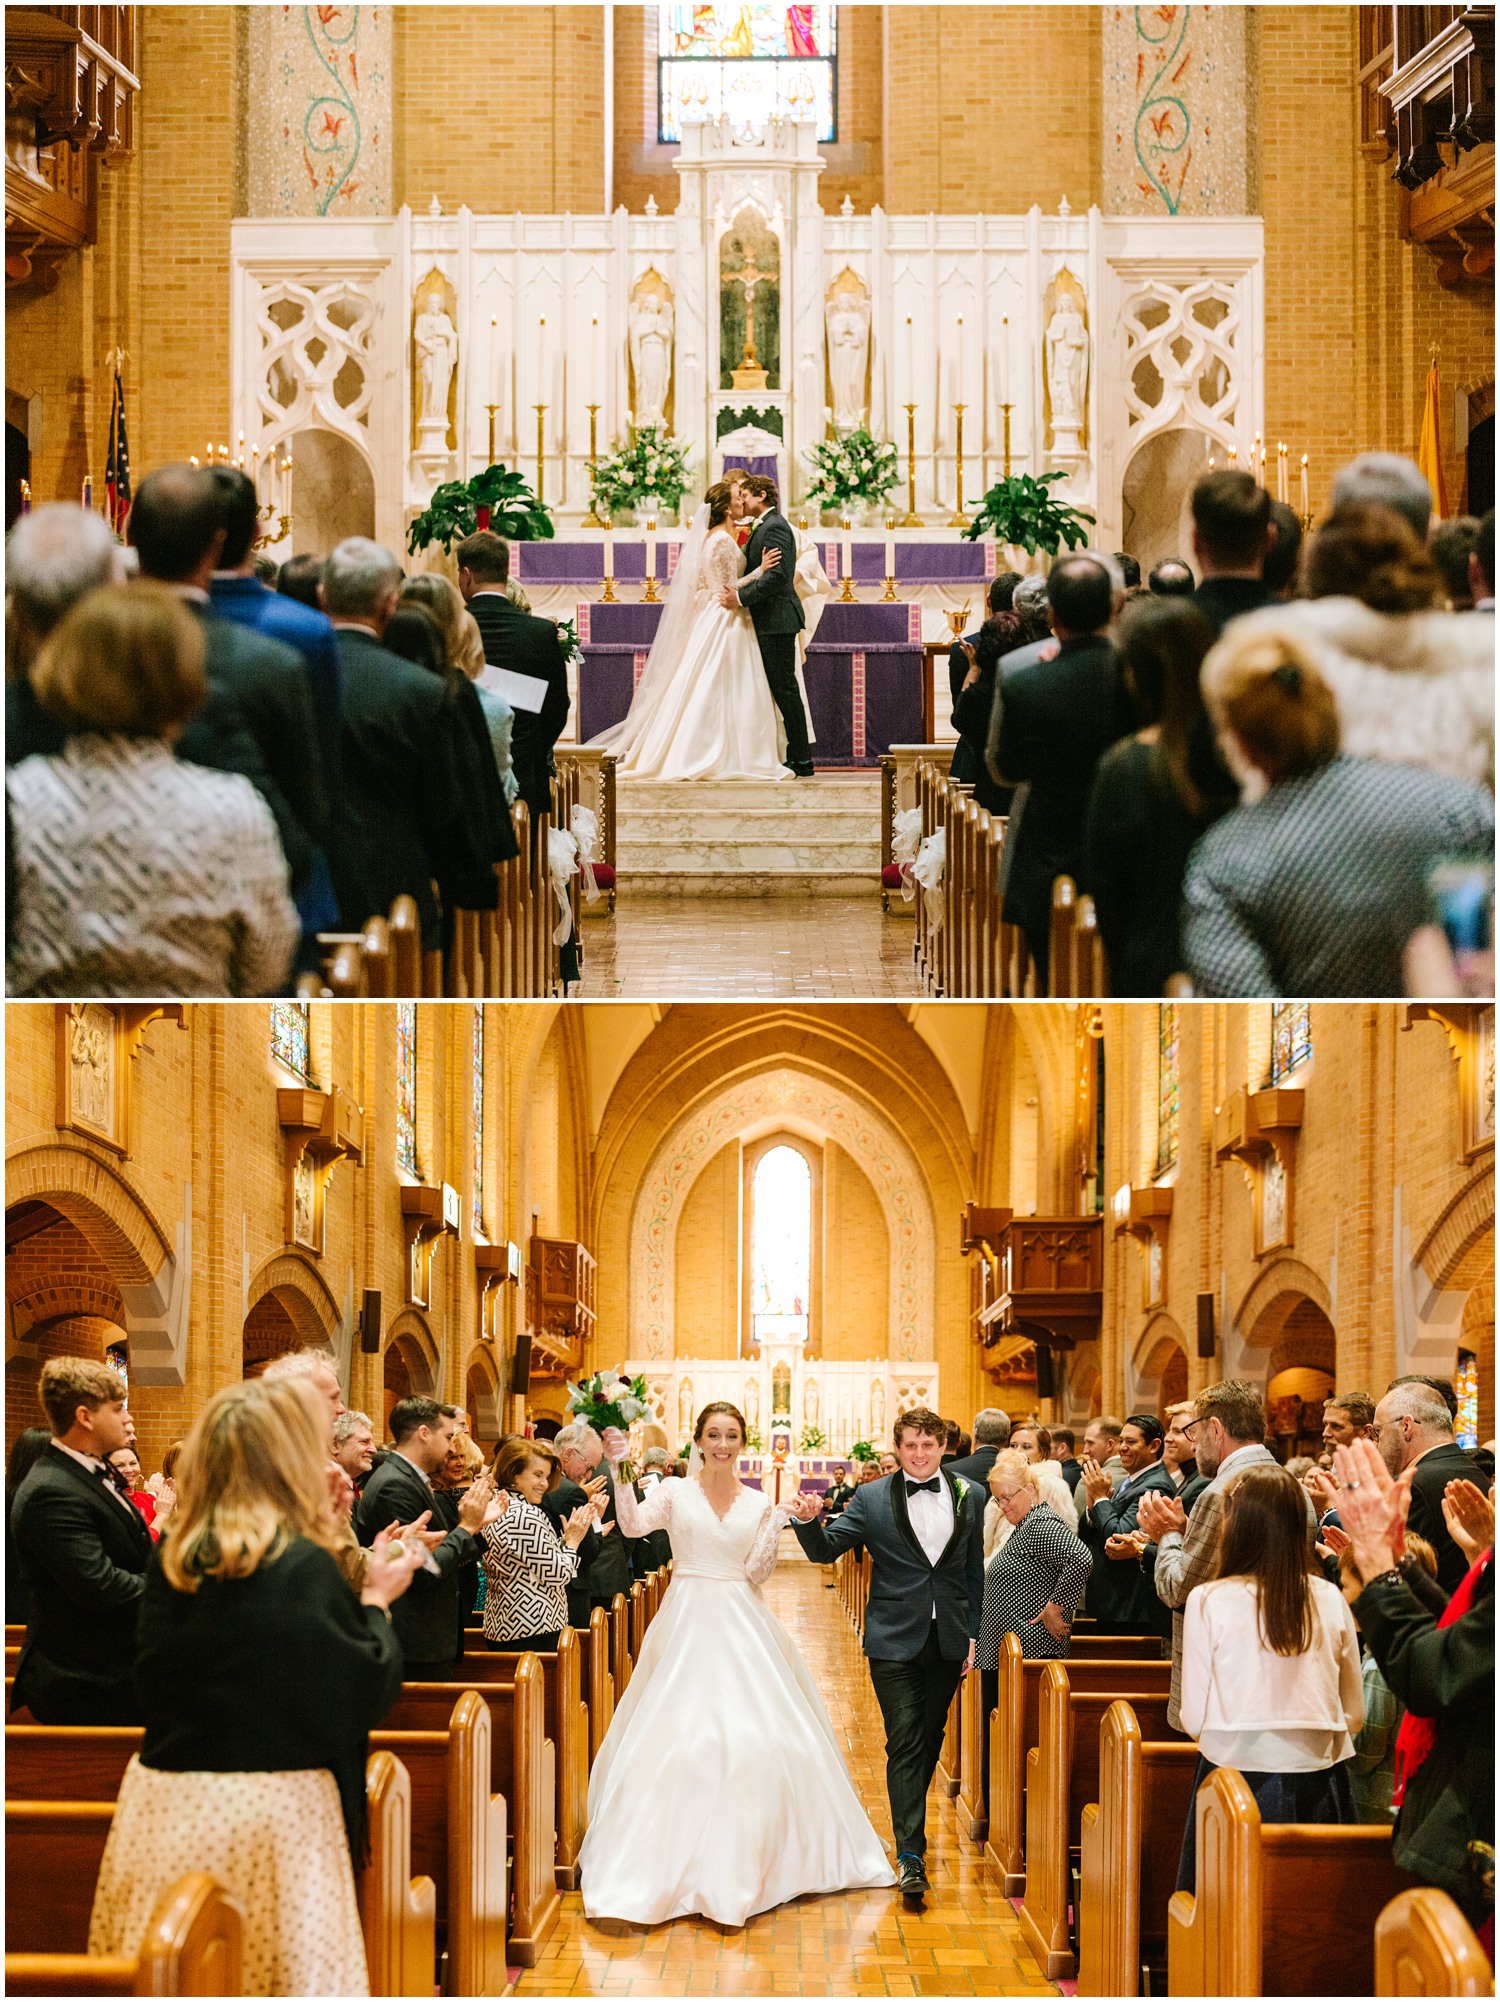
925, 457, 1494, 1000
4, 466, 583, 1000
5, 1349, 1493, 1997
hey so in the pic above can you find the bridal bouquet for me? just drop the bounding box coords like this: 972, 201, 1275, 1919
802, 427, 898, 513
590, 425, 692, 518
568, 1367, 650, 1478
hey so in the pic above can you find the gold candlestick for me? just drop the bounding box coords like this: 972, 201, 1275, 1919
533, 404, 547, 506
901, 402, 923, 526
485, 403, 498, 466
600, 518, 617, 602
582, 403, 604, 527
1001, 402, 1014, 480
949, 403, 971, 527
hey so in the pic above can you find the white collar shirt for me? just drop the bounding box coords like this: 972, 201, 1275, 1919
904, 1472, 955, 1570
392, 1449, 434, 1491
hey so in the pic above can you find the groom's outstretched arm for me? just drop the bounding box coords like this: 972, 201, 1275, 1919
736, 518, 796, 611
789, 1483, 869, 1564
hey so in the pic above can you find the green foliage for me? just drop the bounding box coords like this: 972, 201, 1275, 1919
963, 471, 1096, 555
405, 463, 554, 557
743, 1424, 764, 1452
590, 425, 693, 515
848, 1439, 877, 1463
802, 428, 899, 511
798, 1425, 828, 1453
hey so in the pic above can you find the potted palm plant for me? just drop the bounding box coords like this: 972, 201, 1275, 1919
406, 462, 553, 558
963, 470, 1095, 559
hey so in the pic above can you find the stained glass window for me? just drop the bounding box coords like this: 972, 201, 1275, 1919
752, 1144, 811, 1346
658, 4, 837, 143
1456, 1349, 1480, 1449
395, 1002, 417, 1178
270, 1001, 312, 1083
1269, 1002, 1313, 1084
472, 1005, 486, 1239
1156, 1003, 1180, 1175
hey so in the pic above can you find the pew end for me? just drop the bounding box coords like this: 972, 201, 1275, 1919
359, 1749, 437, 2000
1374, 1887, 1493, 1997
5, 1872, 244, 1998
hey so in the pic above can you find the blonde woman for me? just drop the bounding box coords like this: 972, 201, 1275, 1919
481, 1437, 596, 1652
87, 1377, 424, 1996
399, 571, 517, 801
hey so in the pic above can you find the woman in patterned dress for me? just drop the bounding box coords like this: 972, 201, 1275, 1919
480, 1437, 599, 1652
88, 1376, 426, 1997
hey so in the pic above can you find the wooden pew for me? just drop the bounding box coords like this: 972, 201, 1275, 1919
7, 1727, 450, 2000
609, 1591, 631, 1696
1374, 1888, 1493, 1997
580, 1606, 614, 1760
935, 1685, 962, 1798
377, 1674, 551, 1972
985, 1634, 1171, 1894
6, 1868, 243, 1997
5, 1800, 116, 1953
1019, 1666, 1181, 1980
450, 1630, 587, 1890
1077, 1699, 1200, 1998
1167, 1766, 1414, 1996
1047, 876, 1108, 998
629, 1580, 646, 1656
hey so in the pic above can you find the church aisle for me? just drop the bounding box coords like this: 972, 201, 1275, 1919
580, 895, 924, 999
515, 1553, 1059, 1998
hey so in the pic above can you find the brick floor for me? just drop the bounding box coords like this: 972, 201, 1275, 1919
514, 1556, 1060, 1998
578, 896, 924, 1000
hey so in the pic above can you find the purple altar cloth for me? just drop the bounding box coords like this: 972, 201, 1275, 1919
515, 537, 992, 588
576, 600, 922, 767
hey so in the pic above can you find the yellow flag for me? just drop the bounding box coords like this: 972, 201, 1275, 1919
1417, 358, 1449, 521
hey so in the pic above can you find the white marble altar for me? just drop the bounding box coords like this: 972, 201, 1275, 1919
625, 1353, 940, 1459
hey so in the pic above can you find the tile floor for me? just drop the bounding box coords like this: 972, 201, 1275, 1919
578, 895, 925, 1000
515, 1557, 1060, 1998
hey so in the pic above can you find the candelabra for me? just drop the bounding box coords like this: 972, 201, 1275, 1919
882, 515, 898, 600
901, 403, 923, 526
949, 404, 971, 528
582, 405, 604, 527
1000, 403, 1014, 480
643, 517, 659, 603
485, 403, 499, 466
534, 405, 547, 507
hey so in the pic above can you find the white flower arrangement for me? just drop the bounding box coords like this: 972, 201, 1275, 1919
802, 427, 899, 510
590, 425, 692, 515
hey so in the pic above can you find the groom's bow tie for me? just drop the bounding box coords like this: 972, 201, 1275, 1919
905, 1477, 941, 1495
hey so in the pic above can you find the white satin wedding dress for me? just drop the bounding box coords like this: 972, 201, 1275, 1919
577, 1477, 895, 1927
595, 526, 788, 781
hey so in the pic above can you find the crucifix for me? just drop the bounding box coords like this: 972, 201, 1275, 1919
730, 247, 771, 391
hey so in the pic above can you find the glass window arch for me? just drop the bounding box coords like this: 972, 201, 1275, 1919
658, 3, 837, 142
751, 1142, 812, 1346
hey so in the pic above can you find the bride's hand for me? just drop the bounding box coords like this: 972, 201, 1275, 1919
600, 1425, 629, 1464
759, 547, 782, 575
788, 1492, 822, 1522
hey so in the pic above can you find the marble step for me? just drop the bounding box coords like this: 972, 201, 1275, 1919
615, 773, 882, 890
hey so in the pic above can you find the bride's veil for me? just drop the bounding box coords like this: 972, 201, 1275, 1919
588, 500, 712, 755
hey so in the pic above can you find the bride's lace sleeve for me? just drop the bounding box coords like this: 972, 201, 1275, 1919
744, 1497, 791, 1586
610, 1473, 673, 1540
702, 531, 746, 600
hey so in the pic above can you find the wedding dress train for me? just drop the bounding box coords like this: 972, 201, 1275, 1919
576, 1478, 895, 1927
590, 525, 788, 782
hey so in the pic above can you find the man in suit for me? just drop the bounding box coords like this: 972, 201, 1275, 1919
10, 1356, 154, 1725
629, 1451, 674, 1577
946, 1407, 1011, 1487
552, 1421, 632, 1612
789, 1407, 985, 1907
1077, 1415, 1176, 1637
322, 536, 500, 949
457, 531, 570, 824
1138, 1380, 1300, 1731
1072, 1415, 1126, 1521
127, 466, 331, 920
1189, 470, 1276, 637
355, 1397, 497, 1678
994, 555, 1131, 988
1373, 1380, 1492, 1594
718, 473, 813, 777
539, 1441, 608, 1631
948, 574, 1021, 784
1050, 1427, 1083, 1495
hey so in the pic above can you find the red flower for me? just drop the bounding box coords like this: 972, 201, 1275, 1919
321, 109, 346, 140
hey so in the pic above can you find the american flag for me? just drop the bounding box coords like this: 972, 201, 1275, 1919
104, 367, 130, 534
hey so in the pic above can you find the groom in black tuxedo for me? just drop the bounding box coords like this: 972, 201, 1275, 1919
789, 1407, 984, 1906
718, 472, 814, 777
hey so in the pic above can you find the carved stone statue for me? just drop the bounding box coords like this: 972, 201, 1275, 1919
745, 1375, 760, 1427
630, 285, 675, 430
869, 1375, 886, 1444
69, 1003, 114, 1132
414, 297, 459, 432
1046, 297, 1089, 440
678, 1376, 694, 1438
825, 283, 871, 434
804, 1375, 819, 1426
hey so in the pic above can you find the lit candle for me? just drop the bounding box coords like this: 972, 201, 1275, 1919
998, 314, 1009, 406
207, 441, 214, 464
81, 475, 92, 511
1300, 453, 1309, 519
591, 313, 601, 408
884, 512, 896, 582
1253, 433, 1263, 486
537, 318, 546, 410
189, 455, 200, 469
1227, 443, 1237, 466
251, 444, 260, 499
905, 314, 914, 395
956, 313, 965, 398
284, 455, 293, 526
841, 512, 853, 586
1208, 451, 1216, 472
602, 522, 614, 579
644, 512, 656, 588
237, 430, 245, 469
1278, 442, 1288, 505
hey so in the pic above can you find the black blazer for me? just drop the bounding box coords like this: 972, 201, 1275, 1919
466, 594, 570, 822
1192, 575, 1276, 638
629, 1480, 673, 1576
329, 627, 499, 948
540, 1475, 603, 1629
952, 671, 1012, 816
995, 633, 1130, 952
945, 1443, 999, 1488
1078, 1463, 1177, 1633
1406, 1442, 1494, 1594
354, 1452, 481, 1668
10, 1445, 154, 1723
583, 1461, 633, 1604
135, 1534, 403, 1853
948, 633, 981, 786
737, 512, 805, 636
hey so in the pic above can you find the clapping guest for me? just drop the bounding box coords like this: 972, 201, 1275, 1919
481, 1438, 595, 1651
331, 1408, 376, 1490
6, 584, 299, 997
859, 1460, 884, 1486
1078, 1415, 1177, 1637
1185, 628, 1493, 996
1081, 595, 1237, 996
977, 1452, 1092, 1681
86, 1377, 423, 1996
1338, 1532, 1441, 1824
1174, 1464, 1363, 1894
106, 1447, 174, 1542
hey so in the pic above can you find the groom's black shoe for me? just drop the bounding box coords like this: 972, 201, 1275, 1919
898, 1854, 929, 1908
791, 762, 816, 778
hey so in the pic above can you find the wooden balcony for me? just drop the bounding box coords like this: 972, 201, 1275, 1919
969, 1215, 1104, 1353
525, 1233, 597, 1377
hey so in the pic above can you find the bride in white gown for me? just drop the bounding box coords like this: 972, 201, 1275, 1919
577, 1403, 895, 1927
589, 482, 790, 781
